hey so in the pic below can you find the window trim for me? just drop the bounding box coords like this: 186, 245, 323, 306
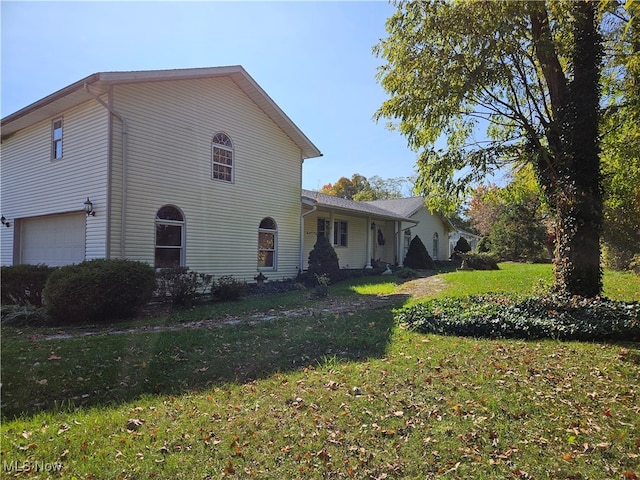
258, 217, 277, 270
154, 205, 186, 268
211, 132, 234, 183
433, 232, 439, 260
51, 118, 63, 160
334, 220, 348, 247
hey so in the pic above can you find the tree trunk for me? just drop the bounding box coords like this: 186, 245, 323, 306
553, 1, 603, 297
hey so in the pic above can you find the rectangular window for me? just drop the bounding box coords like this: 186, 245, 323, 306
258, 231, 275, 268
155, 223, 183, 268
212, 145, 233, 182
52, 119, 63, 159
317, 218, 330, 240
334, 221, 348, 246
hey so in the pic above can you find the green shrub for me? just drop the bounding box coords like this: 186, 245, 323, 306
395, 294, 640, 341
454, 236, 472, 253
464, 253, 499, 270
307, 235, 340, 284
44, 259, 156, 324
212, 275, 247, 302
1, 264, 57, 307
476, 236, 492, 253
156, 267, 213, 306
403, 235, 434, 269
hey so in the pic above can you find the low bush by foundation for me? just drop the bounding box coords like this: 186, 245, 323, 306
44, 259, 156, 324
0, 264, 57, 307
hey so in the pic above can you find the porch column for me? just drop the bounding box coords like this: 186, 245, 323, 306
395, 221, 401, 266
365, 217, 373, 268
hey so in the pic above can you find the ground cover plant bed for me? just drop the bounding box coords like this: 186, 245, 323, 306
1, 265, 639, 479
396, 294, 640, 341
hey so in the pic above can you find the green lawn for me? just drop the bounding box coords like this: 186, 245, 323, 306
1, 264, 638, 479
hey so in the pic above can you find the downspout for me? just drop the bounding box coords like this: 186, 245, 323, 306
300, 204, 317, 272
84, 83, 128, 259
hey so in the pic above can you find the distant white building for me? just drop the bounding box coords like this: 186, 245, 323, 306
448, 229, 483, 257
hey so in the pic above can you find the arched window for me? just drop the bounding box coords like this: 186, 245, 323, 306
212, 132, 233, 182
433, 232, 439, 260
258, 217, 277, 269
155, 205, 185, 268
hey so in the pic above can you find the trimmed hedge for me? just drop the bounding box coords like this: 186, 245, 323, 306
1, 264, 57, 307
403, 235, 434, 269
44, 259, 156, 324
307, 235, 341, 284
395, 293, 640, 341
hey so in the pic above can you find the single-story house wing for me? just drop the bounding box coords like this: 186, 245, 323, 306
301, 190, 419, 269
366, 197, 455, 262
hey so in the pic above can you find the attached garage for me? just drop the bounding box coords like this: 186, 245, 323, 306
18, 213, 86, 266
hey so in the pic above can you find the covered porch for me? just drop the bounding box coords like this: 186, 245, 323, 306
300, 190, 417, 271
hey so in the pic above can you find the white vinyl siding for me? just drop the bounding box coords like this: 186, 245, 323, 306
111, 76, 303, 280
303, 211, 370, 269
400, 208, 449, 261
0, 100, 110, 265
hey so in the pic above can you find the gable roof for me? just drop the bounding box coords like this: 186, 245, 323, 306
1, 66, 322, 159
367, 197, 456, 232
302, 189, 417, 223
365, 197, 426, 218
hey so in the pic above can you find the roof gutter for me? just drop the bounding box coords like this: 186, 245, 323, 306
84, 83, 128, 259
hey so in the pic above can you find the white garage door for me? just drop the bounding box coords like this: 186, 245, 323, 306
20, 213, 86, 266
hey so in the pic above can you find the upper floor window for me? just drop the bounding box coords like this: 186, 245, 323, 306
155, 205, 185, 268
258, 217, 277, 269
212, 132, 233, 182
52, 118, 63, 159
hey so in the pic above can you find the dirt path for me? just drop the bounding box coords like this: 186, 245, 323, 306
31, 275, 447, 341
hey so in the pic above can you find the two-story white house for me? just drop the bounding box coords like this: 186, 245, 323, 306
0, 66, 322, 281
1, 66, 455, 280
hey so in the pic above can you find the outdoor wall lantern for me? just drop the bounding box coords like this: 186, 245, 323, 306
1, 215, 10, 228
83, 197, 95, 216
371, 222, 376, 230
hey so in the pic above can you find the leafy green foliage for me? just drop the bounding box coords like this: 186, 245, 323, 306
1, 264, 57, 307
600, 1, 640, 271
307, 235, 341, 284
403, 235, 434, 270
44, 259, 156, 324
396, 294, 640, 341
320, 173, 411, 200
212, 275, 247, 302
156, 266, 213, 306
467, 166, 551, 262
375, 1, 616, 296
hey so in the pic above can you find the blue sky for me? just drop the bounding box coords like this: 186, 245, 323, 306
1, 1, 429, 192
